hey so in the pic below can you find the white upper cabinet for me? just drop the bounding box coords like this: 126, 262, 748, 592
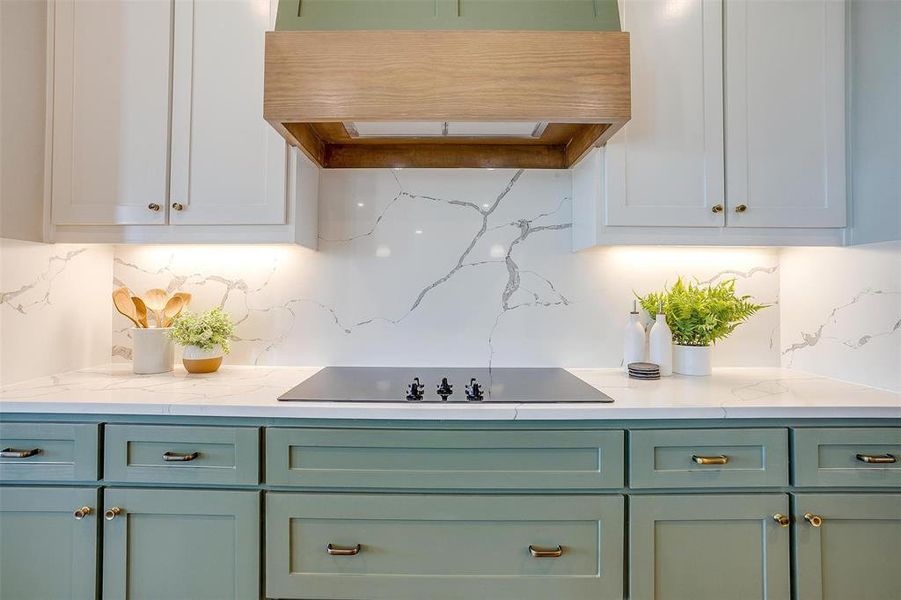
169, 0, 286, 225
604, 0, 725, 227
725, 0, 846, 228
51, 0, 171, 225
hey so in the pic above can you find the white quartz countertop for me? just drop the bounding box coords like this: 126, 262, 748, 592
1, 365, 899, 420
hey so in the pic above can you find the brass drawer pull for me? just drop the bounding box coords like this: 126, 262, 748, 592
773, 513, 791, 527
326, 543, 361, 556
804, 513, 823, 528
529, 545, 564, 558
104, 507, 122, 521
692, 454, 728, 465
73, 506, 93, 520
1, 447, 41, 458
856, 453, 896, 464
163, 451, 199, 462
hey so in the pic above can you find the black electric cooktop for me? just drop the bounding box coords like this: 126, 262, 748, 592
278, 367, 612, 403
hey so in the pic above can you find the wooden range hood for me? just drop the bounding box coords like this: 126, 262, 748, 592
264, 17, 630, 169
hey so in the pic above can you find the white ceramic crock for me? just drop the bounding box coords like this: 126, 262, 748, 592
181, 344, 224, 374
672, 344, 712, 376
131, 327, 174, 374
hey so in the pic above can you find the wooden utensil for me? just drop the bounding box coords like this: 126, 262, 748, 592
112, 288, 142, 328
161, 295, 185, 328
142, 288, 169, 327
131, 296, 149, 328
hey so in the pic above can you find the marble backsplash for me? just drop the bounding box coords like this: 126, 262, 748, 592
112, 169, 781, 369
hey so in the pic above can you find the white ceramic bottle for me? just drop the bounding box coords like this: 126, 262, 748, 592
648, 300, 673, 376
623, 300, 646, 370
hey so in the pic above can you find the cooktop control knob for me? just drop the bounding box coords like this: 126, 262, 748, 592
465, 378, 484, 402
436, 377, 454, 401
406, 377, 425, 401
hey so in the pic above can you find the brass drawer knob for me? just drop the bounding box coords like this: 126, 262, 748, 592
734, 204, 748, 213
0, 447, 41, 458
147, 203, 160, 212
172, 202, 184, 211
529, 545, 564, 558
162, 451, 199, 462
104, 507, 122, 521
73, 506, 93, 520
804, 513, 823, 528
773, 513, 791, 527
711, 204, 724, 213
692, 454, 728, 465
856, 453, 896, 464
326, 543, 361, 556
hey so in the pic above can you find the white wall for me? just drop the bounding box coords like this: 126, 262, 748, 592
0, 238, 112, 385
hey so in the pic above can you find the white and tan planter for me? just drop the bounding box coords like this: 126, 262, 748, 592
131, 327, 175, 374
181, 344, 224, 374
672, 344, 712, 376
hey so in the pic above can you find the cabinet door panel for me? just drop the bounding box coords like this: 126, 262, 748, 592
51, 0, 171, 225
725, 0, 845, 227
795, 493, 901, 600
630, 494, 790, 600
169, 0, 287, 225
0, 487, 98, 600
604, 0, 724, 227
102, 488, 259, 600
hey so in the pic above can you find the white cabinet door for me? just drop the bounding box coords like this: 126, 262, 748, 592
51, 0, 171, 225
169, 0, 287, 225
725, 0, 846, 228
603, 0, 725, 227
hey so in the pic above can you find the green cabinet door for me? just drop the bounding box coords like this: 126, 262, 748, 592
630, 494, 791, 600
102, 488, 259, 600
795, 493, 901, 599
0, 486, 98, 600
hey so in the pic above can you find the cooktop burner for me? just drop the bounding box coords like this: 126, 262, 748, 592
278, 367, 612, 403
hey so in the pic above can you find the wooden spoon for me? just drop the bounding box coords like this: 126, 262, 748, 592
142, 288, 169, 327
131, 296, 149, 328
173, 292, 192, 308
112, 288, 142, 328
160, 295, 185, 328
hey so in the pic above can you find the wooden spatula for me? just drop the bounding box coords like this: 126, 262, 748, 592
112, 288, 142, 328
142, 288, 169, 327
131, 296, 149, 328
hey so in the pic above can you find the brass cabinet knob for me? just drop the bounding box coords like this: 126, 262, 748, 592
692, 454, 729, 465
804, 513, 823, 528
104, 507, 122, 521
735, 204, 748, 213
773, 513, 791, 527
711, 204, 724, 213
148, 203, 161, 212
171, 202, 184, 211
73, 506, 93, 520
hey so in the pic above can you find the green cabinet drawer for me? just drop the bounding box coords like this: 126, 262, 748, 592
266, 428, 624, 489
793, 428, 901, 487
266, 492, 624, 600
0, 423, 98, 481
630, 428, 788, 488
0, 486, 99, 600
794, 493, 901, 599
103, 488, 259, 600
104, 424, 259, 485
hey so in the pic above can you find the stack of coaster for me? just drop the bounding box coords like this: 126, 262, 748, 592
627, 362, 661, 380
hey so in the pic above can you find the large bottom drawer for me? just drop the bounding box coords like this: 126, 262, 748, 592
266, 492, 623, 600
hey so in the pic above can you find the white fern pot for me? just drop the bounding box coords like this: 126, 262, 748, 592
131, 327, 174, 374
181, 344, 224, 374
673, 344, 712, 376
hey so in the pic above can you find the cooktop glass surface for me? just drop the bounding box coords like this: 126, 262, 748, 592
278, 367, 612, 403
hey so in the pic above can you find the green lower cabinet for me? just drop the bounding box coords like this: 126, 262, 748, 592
794, 493, 901, 600
630, 494, 791, 600
102, 488, 259, 600
0, 486, 98, 600
266, 492, 624, 599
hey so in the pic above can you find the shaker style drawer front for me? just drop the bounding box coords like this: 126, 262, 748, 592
793, 428, 901, 487
104, 425, 259, 485
0, 423, 99, 481
266, 492, 624, 600
265, 428, 624, 489
630, 428, 789, 488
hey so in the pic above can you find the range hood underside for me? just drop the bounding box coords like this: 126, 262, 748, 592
264, 30, 631, 169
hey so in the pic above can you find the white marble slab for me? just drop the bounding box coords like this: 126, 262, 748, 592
1, 365, 898, 420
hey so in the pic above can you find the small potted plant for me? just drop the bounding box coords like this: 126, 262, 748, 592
636, 277, 767, 376
168, 307, 234, 374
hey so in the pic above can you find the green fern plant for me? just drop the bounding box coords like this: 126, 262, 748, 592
636, 277, 767, 347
